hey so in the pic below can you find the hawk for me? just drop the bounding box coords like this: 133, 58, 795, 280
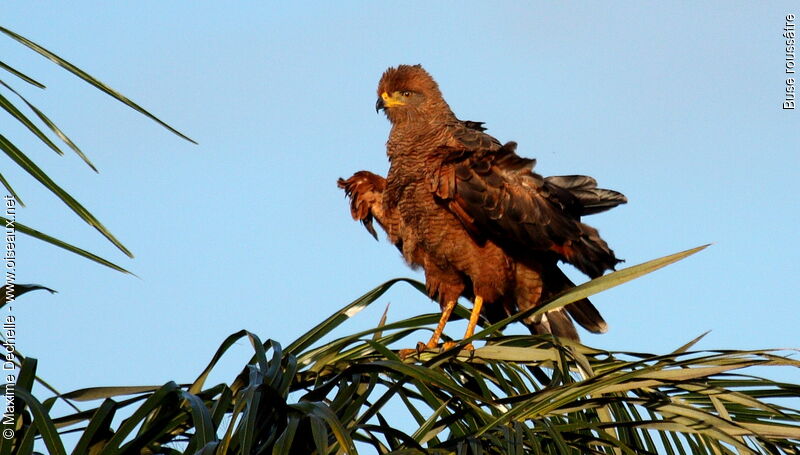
339, 65, 626, 351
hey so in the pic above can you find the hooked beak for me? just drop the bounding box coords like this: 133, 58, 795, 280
375, 91, 406, 113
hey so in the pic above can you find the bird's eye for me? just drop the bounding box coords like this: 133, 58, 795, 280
401, 91, 411, 97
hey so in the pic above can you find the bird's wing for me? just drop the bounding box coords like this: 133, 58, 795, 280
433, 141, 621, 278
448, 120, 502, 150
544, 175, 627, 216
338, 171, 404, 247
460, 120, 486, 132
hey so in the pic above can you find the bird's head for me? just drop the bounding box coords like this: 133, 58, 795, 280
376, 64, 452, 124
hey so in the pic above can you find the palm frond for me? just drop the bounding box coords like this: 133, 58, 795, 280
0, 26, 196, 144
12, 248, 800, 454
0, 216, 132, 274
1, 26, 195, 270
0, 79, 95, 170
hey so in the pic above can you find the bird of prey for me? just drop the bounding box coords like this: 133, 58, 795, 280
339, 64, 626, 352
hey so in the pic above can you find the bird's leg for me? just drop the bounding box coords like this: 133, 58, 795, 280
425, 300, 456, 350
398, 300, 458, 359
461, 295, 484, 351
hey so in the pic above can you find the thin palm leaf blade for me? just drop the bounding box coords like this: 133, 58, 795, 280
0, 135, 132, 257
0, 216, 131, 274
532, 244, 710, 318
0, 79, 96, 170
0, 173, 23, 206
0, 91, 64, 156
0, 61, 46, 88
286, 278, 424, 355
0, 26, 196, 144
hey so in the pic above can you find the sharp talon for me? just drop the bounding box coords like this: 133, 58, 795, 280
416, 341, 427, 353
442, 341, 457, 351
463, 343, 475, 352
398, 348, 418, 359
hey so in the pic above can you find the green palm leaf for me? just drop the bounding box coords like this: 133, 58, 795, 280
0, 79, 96, 170
0, 26, 196, 144
1, 26, 196, 270
13, 247, 800, 454
0, 135, 132, 257
0, 60, 45, 88
0, 216, 131, 274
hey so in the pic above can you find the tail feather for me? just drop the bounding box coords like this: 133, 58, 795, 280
491, 262, 609, 342
561, 223, 623, 278
546, 175, 627, 216
526, 308, 580, 341
566, 299, 608, 334
546, 265, 609, 335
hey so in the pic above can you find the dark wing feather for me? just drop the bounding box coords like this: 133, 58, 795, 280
544, 265, 608, 333
460, 119, 487, 132
449, 120, 502, 151
531, 308, 580, 340
545, 175, 627, 216
444, 142, 622, 278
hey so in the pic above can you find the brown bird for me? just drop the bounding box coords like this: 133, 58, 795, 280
339, 64, 626, 351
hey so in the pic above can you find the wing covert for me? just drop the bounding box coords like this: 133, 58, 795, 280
439, 142, 622, 278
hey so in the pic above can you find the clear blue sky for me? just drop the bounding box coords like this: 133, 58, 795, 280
3, 0, 798, 430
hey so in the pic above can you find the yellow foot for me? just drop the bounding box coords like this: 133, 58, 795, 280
400, 340, 471, 358
398, 342, 428, 359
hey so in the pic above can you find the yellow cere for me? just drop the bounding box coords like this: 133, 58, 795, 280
381, 91, 406, 107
